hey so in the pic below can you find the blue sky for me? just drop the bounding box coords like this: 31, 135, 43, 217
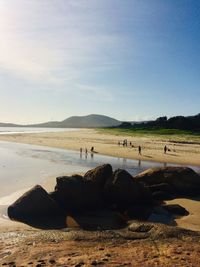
0, 0, 199, 123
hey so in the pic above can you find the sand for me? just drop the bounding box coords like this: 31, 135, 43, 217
166, 197, 200, 232
0, 128, 199, 167
1, 129, 200, 266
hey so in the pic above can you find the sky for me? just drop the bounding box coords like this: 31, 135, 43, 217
0, 0, 199, 124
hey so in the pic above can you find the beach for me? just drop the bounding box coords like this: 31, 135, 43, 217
0, 129, 200, 266
0, 128, 199, 167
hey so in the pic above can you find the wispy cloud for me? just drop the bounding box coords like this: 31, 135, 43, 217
0, 0, 123, 86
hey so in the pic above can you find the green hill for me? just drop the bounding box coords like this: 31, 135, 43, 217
0, 114, 121, 128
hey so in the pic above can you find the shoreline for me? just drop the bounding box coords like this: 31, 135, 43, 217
0, 129, 199, 167
0, 132, 200, 265
0, 129, 200, 235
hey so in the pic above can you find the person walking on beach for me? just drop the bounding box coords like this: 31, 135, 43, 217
138, 145, 142, 155
164, 145, 167, 154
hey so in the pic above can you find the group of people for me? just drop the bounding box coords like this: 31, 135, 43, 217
118, 140, 170, 156
80, 146, 95, 158
80, 142, 170, 158
118, 139, 134, 147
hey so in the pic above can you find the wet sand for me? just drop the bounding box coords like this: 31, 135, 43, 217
0, 128, 199, 166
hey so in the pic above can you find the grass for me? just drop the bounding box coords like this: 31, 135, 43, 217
97, 127, 200, 143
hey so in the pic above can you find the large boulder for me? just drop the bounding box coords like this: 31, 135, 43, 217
66, 209, 126, 230
8, 185, 65, 228
83, 164, 113, 187
147, 183, 175, 194
53, 174, 104, 212
147, 183, 175, 200
104, 169, 153, 211
135, 167, 200, 196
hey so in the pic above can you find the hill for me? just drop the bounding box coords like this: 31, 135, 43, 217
60, 114, 120, 128
0, 122, 19, 127
0, 114, 121, 128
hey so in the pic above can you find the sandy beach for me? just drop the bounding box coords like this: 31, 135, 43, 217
0, 129, 200, 266
0, 128, 199, 167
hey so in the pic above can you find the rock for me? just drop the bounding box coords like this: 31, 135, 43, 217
8, 185, 65, 222
162, 204, 189, 216
126, 205, 152, 220
84, 164, 113, 187
67, 209, 126, 230
104, 169, 153, 211
128, 222, 154, 233
147, 183, 175, 194
135, 167, 200, 196
152, 191, 173, 201
147, 183, 175, 200
54, 174, 104, 212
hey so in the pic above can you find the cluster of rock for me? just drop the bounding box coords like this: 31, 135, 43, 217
7, 165, 200, 230
135, 166, 200, 200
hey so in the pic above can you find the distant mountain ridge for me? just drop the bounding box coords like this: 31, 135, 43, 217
0, 114, 121, 128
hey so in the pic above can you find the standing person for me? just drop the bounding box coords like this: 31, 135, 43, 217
164, 145, 167, 154
138, 145, 142, 155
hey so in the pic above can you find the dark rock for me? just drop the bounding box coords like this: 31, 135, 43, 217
162, 204, 189, 216
147, 183, 175, 194
7, 185, 65, 225
135, 167, 200, 196
152, 191, 173, 201
68, 209, 126, 230
126, 205, 152, 220
54, 174, 104, 212
104, 169, 153, 210
84, 164, 113, 187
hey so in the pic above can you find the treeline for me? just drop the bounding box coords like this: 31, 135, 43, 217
119, 114, 200, 131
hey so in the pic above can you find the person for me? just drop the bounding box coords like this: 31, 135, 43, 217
164, 145, 167, 154
80, 147, 82, 153
138, 145, 141, 155
91, 146, 94, 152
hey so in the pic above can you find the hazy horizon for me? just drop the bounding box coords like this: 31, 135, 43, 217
0, 0, 199, 124
1, 112, 200, 125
